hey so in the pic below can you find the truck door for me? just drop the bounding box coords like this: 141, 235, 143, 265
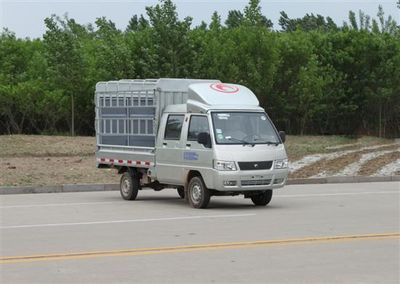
182, 115, 213, 181
155, 114, 185, 184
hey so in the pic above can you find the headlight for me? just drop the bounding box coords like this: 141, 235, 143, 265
274, 158, 288, 169
214, 160, 237, 171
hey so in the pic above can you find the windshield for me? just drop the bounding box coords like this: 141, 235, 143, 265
211, 112, 281, 145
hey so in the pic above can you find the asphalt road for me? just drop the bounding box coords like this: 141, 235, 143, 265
1, 182, 399, 283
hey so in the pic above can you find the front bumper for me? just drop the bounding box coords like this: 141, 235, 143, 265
211, 168, 289, 192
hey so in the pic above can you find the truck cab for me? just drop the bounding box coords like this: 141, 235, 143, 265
95, 79, 288, 208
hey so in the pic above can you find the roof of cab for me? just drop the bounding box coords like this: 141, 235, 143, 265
188, 83, 259, 106
187, 82, 260, 112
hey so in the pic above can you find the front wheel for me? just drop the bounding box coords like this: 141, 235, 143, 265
251, 190, 273, 206
187, 176, 210, 209
120, 172, 139, 200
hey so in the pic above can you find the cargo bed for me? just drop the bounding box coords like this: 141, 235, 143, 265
95, 78, 218, 168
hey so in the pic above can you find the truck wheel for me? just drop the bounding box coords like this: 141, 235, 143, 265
251, 190, 273, 206
187, 176, 210, 209
120, 172, 139, 200
177, 187, 185, 199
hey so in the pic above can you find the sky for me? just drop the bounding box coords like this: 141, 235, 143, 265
0, 0, 399, 39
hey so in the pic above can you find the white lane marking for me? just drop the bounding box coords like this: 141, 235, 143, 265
276, 191, 399, 198
0, 213, 256, 230
0, 201, 118, 209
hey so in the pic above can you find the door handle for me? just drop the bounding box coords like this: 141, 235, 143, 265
186, 143, 191, 147
163, 142, 167, 146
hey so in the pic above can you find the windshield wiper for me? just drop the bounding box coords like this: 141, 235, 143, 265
263, 141, 280, 146
226, 137, 255, 147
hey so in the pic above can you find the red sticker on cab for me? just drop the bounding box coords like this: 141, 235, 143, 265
210, 83, 239, 94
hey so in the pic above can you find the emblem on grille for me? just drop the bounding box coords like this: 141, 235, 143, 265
254, 163, 258, 168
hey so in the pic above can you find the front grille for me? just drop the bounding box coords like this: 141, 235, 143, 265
241, 179, 272, 186
238, 161, 273, 171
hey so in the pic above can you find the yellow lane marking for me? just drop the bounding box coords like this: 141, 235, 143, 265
1, 232, 399, 264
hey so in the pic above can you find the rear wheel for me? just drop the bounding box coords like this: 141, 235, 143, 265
120, 172, 139, 200
187, 176, 210, 209
251, 190, 273, 206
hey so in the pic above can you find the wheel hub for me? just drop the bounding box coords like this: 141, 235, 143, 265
122, 178, 131, 195
191, 184, 201, 202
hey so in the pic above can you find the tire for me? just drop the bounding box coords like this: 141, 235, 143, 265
120, 172, 139, 200
187, 176, 210, 209
177, 187, 185, 199
251, 190, 273, 206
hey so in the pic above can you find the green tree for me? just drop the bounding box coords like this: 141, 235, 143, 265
376, 5, 398, 34
94, 17, 134, 79
243, 0, 272, 28
225, 10, 244, 29
145, 0, 194, 77
126, 15, 139, 32
43, 15, 87, 135
209, 11, 221, 31
0, 30, 63, 134
345, 6, 398, 34
126, 14, 149, 32
279, 11, 338, 32
1, 0, 399, 137
349, 11, 359, 30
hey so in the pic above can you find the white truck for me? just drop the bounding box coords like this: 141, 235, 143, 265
95, 78, 288, 208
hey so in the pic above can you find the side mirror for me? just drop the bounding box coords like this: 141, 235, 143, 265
279, 131, 286, 143
197, 132, 211, 148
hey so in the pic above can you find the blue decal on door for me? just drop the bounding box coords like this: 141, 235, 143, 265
184, 151, 199, 160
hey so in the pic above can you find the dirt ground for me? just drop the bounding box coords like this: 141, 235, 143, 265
0, 135, 117, 186
0, 135, 95, 157
283, 135, 392, 161
0, 135, 398, 186
0, 156, 119, 186
358, 151, 400, 176
290, 144, 399, 178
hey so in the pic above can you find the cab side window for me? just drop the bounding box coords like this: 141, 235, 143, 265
164, 115, 184, 140
188, 116, 209, 141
